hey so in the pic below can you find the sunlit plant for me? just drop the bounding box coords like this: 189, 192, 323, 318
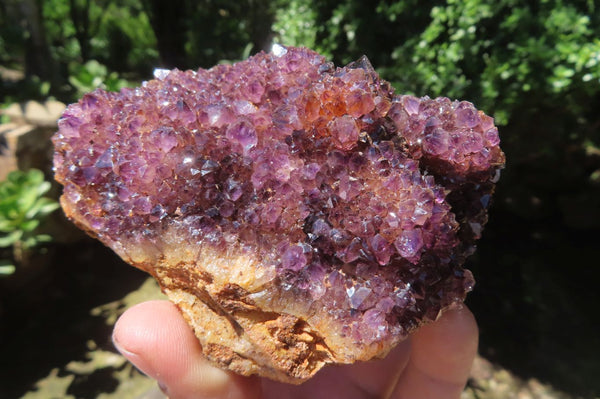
68, 60, 130, 98
0, 169, 60, 275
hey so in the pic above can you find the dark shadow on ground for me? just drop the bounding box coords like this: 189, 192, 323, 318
467, 207, 600, 398
0, 239, 148, 399
66, 367, 121, 398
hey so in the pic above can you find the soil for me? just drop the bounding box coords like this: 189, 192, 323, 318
0, 240, 164, 399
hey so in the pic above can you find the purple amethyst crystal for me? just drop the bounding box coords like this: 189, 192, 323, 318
53, 46, 505, 383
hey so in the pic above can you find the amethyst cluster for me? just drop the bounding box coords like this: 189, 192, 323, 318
53, 46, 504, 383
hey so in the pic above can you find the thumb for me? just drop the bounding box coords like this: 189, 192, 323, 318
112, 300, 261, 399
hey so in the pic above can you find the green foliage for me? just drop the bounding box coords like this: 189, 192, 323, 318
42, 0, 159, 72
0, 0, 26, 68
0, 169, 60, 275
42, 0, 81, 62
272, 0, 319, 51
89, 1, 159, 72
68, 60, 131, 98
272, 0, 599, 140
2, 76, 53, 106
385, 0, 600, 225
0, 103, 10, 124
386, 0, 600, 128
182, 0, 274, 68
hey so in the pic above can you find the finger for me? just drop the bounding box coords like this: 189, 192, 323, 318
339, 337, 411, 397
391, 305, 478, 399
112, 300, 261, 399
261, 334, 412, 399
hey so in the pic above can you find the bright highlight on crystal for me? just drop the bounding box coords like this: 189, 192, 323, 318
53, 46, 505, 383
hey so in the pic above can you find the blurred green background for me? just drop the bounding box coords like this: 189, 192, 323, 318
1, 0, 599, 398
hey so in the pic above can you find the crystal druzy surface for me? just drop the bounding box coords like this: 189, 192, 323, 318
53, 46, 505, 383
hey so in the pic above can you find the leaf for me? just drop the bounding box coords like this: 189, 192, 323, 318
25, 198, 59, 219
35, 181, 51, 197
16, 187, 39, 215
37, 201, 60, 217
20, 219, 40, 232
0, 231, 22, 247
26, 169, 44, 186
23, 236, 40, 249
33, 234, 53, 243
0, 262, 16, 276
0, 219, 18, 232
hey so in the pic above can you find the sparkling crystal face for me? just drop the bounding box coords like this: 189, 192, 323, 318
53, 47, 504, 350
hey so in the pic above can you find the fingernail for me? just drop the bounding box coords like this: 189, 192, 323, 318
112, 333, 138, 358
112, 332, 151, 376
158, 380, 169, 395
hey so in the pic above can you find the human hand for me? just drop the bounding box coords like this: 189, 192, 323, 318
112, 300, 477, 399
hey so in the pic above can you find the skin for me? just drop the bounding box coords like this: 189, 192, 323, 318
113, 300, 478, 399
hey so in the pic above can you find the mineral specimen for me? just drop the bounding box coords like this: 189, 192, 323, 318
52, 46, 505, 383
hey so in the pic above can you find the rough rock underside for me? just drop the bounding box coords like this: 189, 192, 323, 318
53, 46, 505, 383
